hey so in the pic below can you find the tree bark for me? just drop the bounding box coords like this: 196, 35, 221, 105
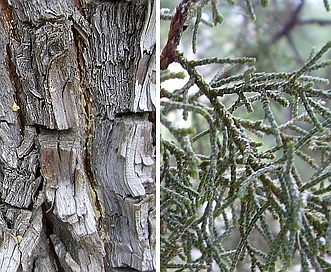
0, 0, 156, 271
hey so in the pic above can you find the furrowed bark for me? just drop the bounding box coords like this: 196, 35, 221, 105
0, 0, 156, 271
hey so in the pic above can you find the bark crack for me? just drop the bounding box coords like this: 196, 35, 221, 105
41, 204, 65, 272
0, 0, 19, 40
5, 44, 25, 130
73, 0, 85, 17
72, 15, 104, 230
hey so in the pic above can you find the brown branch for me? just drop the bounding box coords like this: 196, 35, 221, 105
160, 0, 190, 70
268, 1, 304, 45
299, 19, 331, 26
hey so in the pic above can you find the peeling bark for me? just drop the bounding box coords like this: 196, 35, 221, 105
0, 0, 156, 271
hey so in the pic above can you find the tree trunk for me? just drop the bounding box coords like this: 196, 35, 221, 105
0, 0, 156, 271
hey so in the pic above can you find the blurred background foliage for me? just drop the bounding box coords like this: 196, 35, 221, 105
161, 0, 331, 271
161, 0, 331, 72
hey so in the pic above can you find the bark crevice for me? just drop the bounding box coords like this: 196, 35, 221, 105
0, 0, 155, 271
5, 44, 25, 129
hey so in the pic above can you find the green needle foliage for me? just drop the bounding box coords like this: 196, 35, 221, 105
161, 0, 331, 271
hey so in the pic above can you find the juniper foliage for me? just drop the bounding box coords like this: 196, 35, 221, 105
161, 0, 331, 271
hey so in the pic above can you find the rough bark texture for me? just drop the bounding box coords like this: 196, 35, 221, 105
0, 0, 156, 271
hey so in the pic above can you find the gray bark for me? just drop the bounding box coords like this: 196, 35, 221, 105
0, 0, 156, 271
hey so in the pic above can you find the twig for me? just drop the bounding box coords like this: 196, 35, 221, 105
160, 0, 190, 70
